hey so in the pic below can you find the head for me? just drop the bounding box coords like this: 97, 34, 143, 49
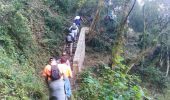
62, 51, 67, 56
60, 56, 67, 64
72, 23, 76, 26
48, 57, 57, 65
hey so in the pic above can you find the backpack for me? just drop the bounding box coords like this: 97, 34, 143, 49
74, 19, 80, 26
71, 26, 77, 30
51, 65, 61, 81
66, 34, 74, 42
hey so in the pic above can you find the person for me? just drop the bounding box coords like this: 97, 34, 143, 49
69, 23, 79, 32
56, 52, 71, 69
65, 32, 75, 55
58, 56, 72, 100
42, 57, 66, 100
62, 51, 71, 67
73, 15, 84, 27
69, 23, 79, 41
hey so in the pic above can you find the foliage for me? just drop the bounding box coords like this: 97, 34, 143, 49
77, 0, 98, 16
87, 36, 111, 52
42, 11, 69, 55
0, 0, 169, 99
132, 65, 167, 92
76, 64, 148, 100
0, 0, 69, 99
0, 48, 46, 99
43, 0, 91, 14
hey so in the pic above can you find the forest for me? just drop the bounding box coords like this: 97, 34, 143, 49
0, 0, 169, 99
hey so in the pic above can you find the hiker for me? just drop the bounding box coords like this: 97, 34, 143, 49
58, 56, 72, 99
69, 23, 79, 41
42, 57, 66, 100
56, 51, 71, 69
62, 51, 71, 67
65, 32, 75, 55
69, 23, 79, 32
74, 15, 84, 27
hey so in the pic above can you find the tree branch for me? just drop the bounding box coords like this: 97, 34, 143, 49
126, 45, 157, 74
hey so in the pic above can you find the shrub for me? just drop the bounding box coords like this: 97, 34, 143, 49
0, 1, 49, 99
135, 66, 167, 91
87, 37, 111, 52
76, 64, 148, 100
0, 48, 47, 99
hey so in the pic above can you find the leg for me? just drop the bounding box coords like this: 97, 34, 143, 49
64, 78, 72, 98
69, 43, 73, 56
66, 43, 70, 54
72, 30, 77, 42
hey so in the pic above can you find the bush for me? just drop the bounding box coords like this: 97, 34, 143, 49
0, 1, 49, 99
136, 66, 167, 91
0, 48, 46, 99
75, 64, 148, 100
43, 0, 77, 13
87, 37, 111, 52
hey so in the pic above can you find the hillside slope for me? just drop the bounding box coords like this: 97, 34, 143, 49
0, 0, 71, 99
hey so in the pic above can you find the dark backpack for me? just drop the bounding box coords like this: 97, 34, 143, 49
66, 34, 74, 42
51, 65, 61, 81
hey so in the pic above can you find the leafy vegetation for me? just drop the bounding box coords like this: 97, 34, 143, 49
0, 0, 169, 99
0, 48, 45, 99
75, 64, 148, 100
0, 0, 70, 99
85, 0, 170, 99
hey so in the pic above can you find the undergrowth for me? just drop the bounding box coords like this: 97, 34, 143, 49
0, 0, 68, 99
75, 64, 150, 100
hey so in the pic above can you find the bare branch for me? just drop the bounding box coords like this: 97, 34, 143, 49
126, 45, 157, 74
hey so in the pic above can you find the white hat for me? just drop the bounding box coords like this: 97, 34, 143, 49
74, 16, 80, 20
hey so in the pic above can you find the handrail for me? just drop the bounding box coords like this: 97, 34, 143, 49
72, 27, 89, 75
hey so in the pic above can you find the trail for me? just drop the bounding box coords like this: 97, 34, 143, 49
62, 27, 89, 90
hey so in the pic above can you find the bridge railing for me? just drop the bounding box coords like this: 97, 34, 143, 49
72, 27, 89, 76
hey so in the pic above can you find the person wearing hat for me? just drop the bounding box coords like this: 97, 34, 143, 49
74, 15, 84, 27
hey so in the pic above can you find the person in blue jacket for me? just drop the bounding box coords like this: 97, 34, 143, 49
74, 16, 84, 27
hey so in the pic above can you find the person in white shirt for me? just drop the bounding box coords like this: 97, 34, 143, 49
69, 23, 79, 41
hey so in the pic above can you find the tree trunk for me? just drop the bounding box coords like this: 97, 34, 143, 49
87, 0, 103, 41
141, 4, 146, 69
159, 43, 163, 68
112, 0, 136, 69
165, 43, 169, 77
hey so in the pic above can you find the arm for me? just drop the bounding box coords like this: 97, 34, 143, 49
80, 16, 85, 23
45, 76, 49, 86
76, 26, 79, 33
42, 65, 51, 85
68, 66, 73, 78
69, 26, 72, 31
